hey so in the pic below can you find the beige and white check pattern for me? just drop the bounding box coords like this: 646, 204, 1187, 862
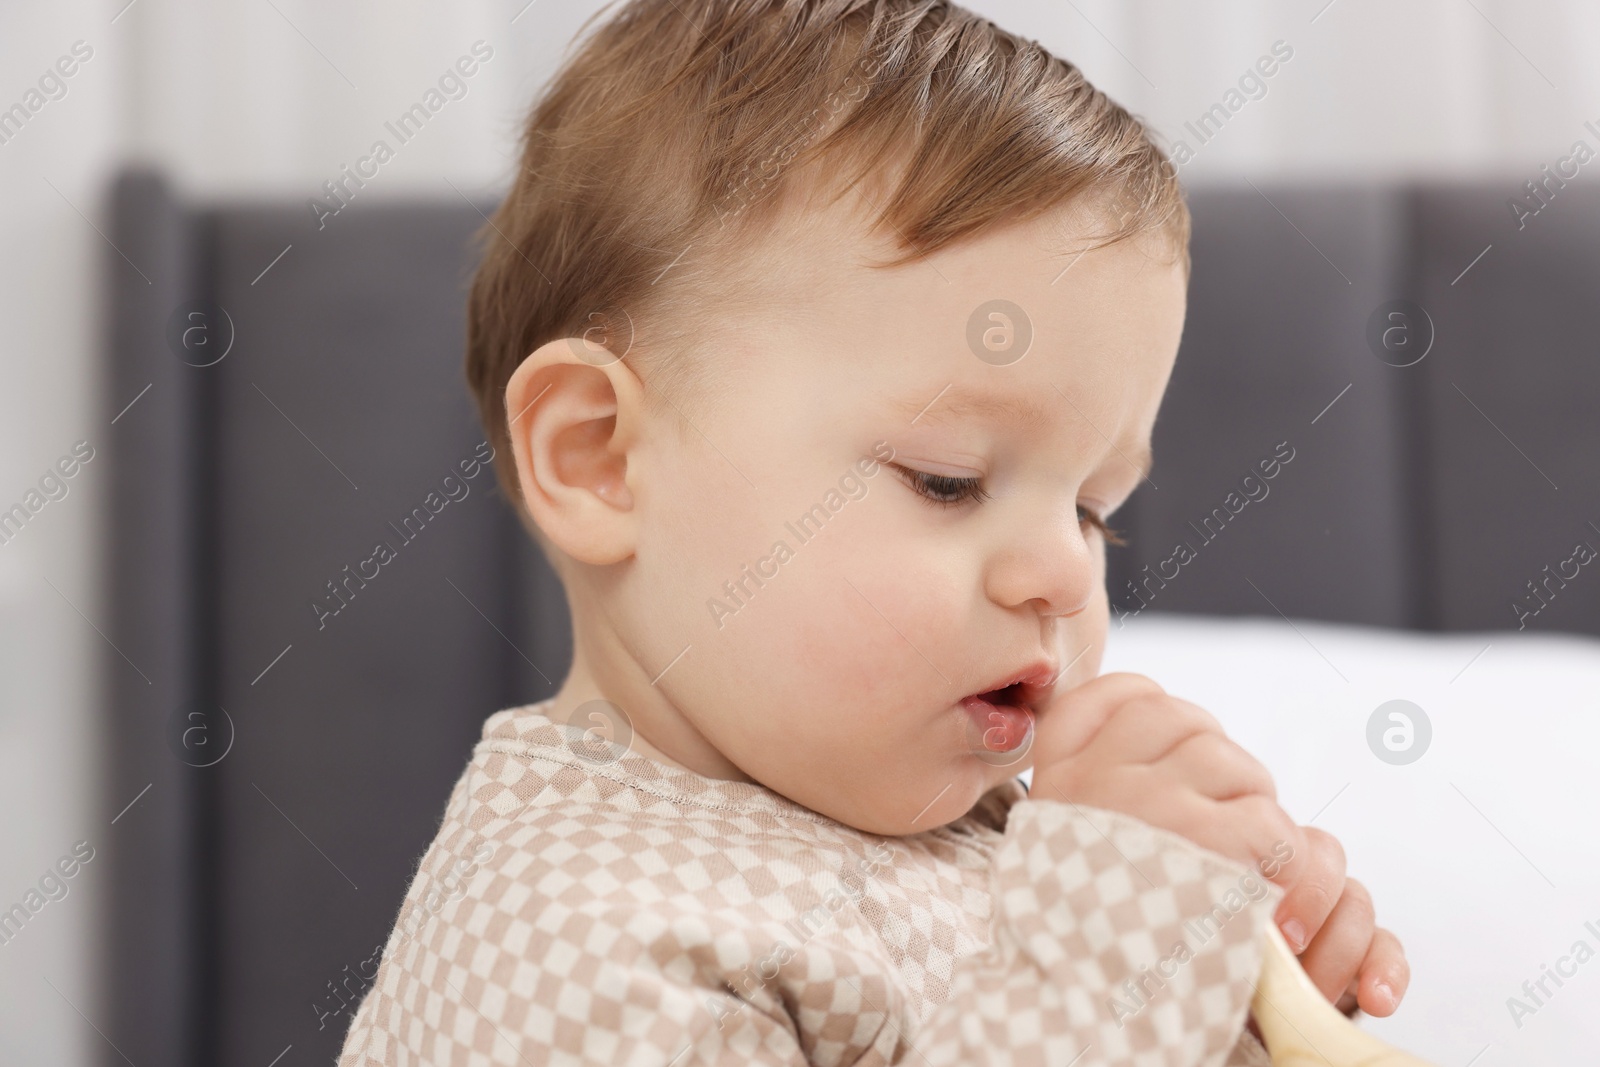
339, 701, 1281, 1066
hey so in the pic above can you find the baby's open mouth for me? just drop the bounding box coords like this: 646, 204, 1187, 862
961, 684, 1034, 753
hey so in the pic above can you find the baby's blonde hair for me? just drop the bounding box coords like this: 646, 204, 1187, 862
466, 0, 1188, 513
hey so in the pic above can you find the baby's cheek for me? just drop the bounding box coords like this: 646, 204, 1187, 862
798, 545, 967, 702
721, 534, 946, 710
772, 605, 948, 780
644, 478, 785, 626
783, 588, 911, 711
1067, 583, 1110, 685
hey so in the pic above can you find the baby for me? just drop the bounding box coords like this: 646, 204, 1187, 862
339, 1, 1408, 1063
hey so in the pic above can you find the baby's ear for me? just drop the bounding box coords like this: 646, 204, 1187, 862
503, 338, 645, 565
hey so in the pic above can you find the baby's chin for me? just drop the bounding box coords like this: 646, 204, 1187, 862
777, 751, 1022, 838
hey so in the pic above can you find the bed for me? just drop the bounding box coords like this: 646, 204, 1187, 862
100, 170, 1600, 1066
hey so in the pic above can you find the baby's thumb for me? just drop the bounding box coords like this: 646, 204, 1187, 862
1030, 670, 1164, 769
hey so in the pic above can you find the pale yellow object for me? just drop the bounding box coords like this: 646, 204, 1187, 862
1252, 920, 1436, 1067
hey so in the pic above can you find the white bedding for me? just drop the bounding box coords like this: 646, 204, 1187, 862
1037, 612, 1600, 1064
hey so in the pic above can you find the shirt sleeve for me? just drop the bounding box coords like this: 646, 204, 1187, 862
340, 796, 1283, 1066
906, 797, 1285, 1067
646, 798, 1284, 1066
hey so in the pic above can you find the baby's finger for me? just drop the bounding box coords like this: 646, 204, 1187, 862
1033, 671, 1164, 761
1162, 732, 1276, 801
1188, 794, 1304, 874
1295, 877, 1374, 1006
1272, 827, 1345, 952
1355, 926, 1409, 1017
1092, 692, 1224, 764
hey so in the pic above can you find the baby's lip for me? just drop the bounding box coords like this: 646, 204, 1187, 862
967, 660, 1059, 714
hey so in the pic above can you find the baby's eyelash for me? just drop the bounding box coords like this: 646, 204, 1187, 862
891, 464, 989, 507
1080, 506, 1128, 547
890, 462, 1130, 545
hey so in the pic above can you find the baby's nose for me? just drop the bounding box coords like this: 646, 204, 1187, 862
983, 513, 1096, 617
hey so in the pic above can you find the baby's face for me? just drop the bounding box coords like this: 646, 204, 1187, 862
608, 198, 1187, 836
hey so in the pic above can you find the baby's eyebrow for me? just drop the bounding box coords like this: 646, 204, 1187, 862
892, 390, 1057, 434
889, 389, 1156, 480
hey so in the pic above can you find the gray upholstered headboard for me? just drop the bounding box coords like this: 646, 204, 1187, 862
1118, 182, 1600, 636
100, 169, 1600, 1066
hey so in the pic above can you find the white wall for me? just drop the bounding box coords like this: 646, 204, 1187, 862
1, 6, 125, 1065
0, 0, 1592, 1061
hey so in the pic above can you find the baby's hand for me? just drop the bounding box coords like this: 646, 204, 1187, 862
1029, 672, 1408, 1013
1276, 827, 1410, 1017
1029, 672, 1303, 871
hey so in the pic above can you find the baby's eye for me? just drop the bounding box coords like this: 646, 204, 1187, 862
891, 464, 989, 507
893, 463, 1129, 544
1079, 504, 1128, 547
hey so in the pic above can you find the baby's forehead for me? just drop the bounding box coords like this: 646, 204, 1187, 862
750, 217, 1181, 374
681, 184, 1183, 451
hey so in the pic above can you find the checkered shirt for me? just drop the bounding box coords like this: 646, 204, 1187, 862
339, 701, 1280, 1066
